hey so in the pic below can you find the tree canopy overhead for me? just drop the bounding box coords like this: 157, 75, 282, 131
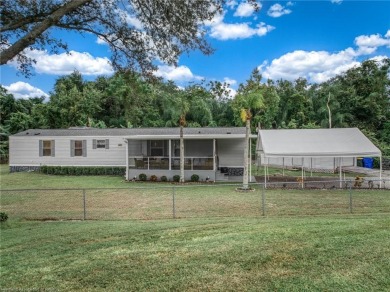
1, 0, 258, 76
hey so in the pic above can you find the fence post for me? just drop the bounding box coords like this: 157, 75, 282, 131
348, 181, 353, 214
172, 186, 176, 219
261, 184, 266, 216
83, 189, 86, 220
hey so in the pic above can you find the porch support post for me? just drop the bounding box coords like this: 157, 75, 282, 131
125, 139, 129, 180
213, 139, 216, 171
301, 158, 304, 189
169, 139, 172, 170
380, 155, 382, 189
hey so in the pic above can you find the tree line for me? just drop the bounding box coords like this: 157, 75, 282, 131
1, 58, 389, 157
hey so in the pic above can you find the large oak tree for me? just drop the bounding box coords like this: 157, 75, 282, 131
1, 0, 259, 76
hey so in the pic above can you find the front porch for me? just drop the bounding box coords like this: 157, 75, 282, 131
129, 157, 214, 170
125, 138, 218, 181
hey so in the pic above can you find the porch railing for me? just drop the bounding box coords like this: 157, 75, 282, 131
128, 156, 214, 170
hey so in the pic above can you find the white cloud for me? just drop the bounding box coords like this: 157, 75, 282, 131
226, 86, 237, 98
11, 49, 114, 76
258, 30, 390, 83
3, 81, 49, 99
355, 32, 390, 55
267, 3, 292, 18
205, 9, 274, 40
223, 77, 237, 86
234, 2, 256, 17
331, 0, 343, 4
226, 0, 238, 9
209, 15, 274, 40
154, 65, 203, 82
258, 49, 358, 83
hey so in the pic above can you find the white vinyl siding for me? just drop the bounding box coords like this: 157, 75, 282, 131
10, 136, 126, 167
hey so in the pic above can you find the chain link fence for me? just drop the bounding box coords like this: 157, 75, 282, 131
1, 179, 389, 221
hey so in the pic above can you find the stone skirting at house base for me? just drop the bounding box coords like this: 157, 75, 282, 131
10, 166, 41, 173
219, 167, 244, 176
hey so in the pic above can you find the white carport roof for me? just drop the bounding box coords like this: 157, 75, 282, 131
257, 128, 381, 158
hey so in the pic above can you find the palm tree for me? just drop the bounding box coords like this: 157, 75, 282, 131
234, 91, 264, 190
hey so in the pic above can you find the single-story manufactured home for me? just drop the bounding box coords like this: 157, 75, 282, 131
9, 127, 255, 181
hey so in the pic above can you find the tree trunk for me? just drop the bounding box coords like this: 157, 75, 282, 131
180, 124, 185, 183
0, 0, 93, 65
242, 119, 250, 189
327, 92, 332, 129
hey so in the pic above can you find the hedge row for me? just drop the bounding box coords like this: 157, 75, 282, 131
40, 165, 126, 176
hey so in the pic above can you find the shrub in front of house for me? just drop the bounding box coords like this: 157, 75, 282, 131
161, 175, 168, 182
191, 174, 200, 182
150, 175, 158, 182
173, 175, 180, 182
0, 212, 8, 222
139, 173, 147, 181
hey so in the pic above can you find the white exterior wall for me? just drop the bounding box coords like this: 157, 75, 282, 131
10, 136, 127, 166
218, 139, 245, 167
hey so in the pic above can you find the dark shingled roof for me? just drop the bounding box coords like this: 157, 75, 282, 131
12, 127, 246, 137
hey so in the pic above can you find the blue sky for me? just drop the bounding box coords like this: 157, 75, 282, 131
1, 0, 390, 99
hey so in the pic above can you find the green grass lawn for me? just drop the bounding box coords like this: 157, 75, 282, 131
1, 164, 390, 291
1, 216, 389, 291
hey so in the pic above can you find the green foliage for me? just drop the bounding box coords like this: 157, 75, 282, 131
0, 212, 8, 222
191, 174, 200, 182
139, 173, 147, 181
1, 58, 388, 158
161, 175, 168, 182
173, 175, 180, 182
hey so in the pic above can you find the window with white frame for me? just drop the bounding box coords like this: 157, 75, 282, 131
70, 140, 87, 157
39, 140, 55, 157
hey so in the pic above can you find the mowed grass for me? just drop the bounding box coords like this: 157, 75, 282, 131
1, 164, 390, 220
1, 164, 390, 290
1, 216, 390, 291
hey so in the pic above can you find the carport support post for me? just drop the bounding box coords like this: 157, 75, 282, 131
349, 182, 353, 213
261, 184, 266, 216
